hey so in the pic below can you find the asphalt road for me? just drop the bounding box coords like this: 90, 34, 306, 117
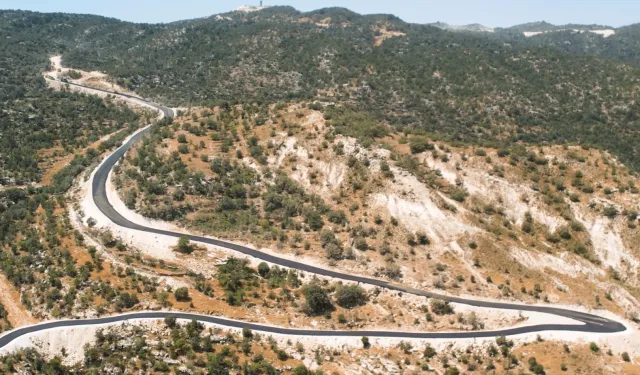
0, 81, 626, 350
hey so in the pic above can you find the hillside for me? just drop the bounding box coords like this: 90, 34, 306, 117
1, 6, 640, 374
2, 8, 639, 172
110, 101, 640, 318
2, 320, 637, 374
0, 11, 140, 186
500, 23, 640, 67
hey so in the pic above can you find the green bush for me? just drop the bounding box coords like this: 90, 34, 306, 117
175, 236, 193, 254
301, 282, 334, 315
430, 299, 454, 315
409, 137, 433, 154
334, 284, 368, 309
174, 287, 190, 302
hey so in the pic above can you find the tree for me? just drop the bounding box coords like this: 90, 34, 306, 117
301, 282, 334, 315
325, 243, 344, 260
87, 217, 97, 227
174, 287, 190, 302
305, 211, 324, 231
242, 327, 253, 339
258, 262, 270, 278
424, 344, 437, 358
118, 292, 139, 308
164, 316, 177, 328
334, 284, 368, 308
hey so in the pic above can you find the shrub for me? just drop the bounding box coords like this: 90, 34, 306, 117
325, 243, 343, 260
353, 236, 368, 250
384, 263, 403, 280
528, 357, 545, 375
590, 342, 600, 352
334, 284, 368, 308
258, 262, 270, 278
118, 292, 139, 308
430, 299, 454, 315
361, 336, 370, 348
409, 137, 433, 154
603, 206, 618, 219
449, 188, 469, 202
622, 352, 631, 362
175, 236, 193, 254
416, 231, 430, 245
172, 189, 185, 201
423, 344, 437, 358
320, 230, 337, 246
242, 327, 253, 339
275, 349, 288, 361
327, 210, 347, 225
87, 217, 97, 227
305, 211, 324, 231
124, 189, 137, 208
292, 365, 310, 375
164, 316, 177, 328
100, 230, 116, 247
174, 287, 190, 302
561, 363, 568, 371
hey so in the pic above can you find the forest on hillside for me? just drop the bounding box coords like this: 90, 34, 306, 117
0, 11, 138, 185
1, 8, 640, 173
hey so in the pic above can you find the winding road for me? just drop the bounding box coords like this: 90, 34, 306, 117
0, 79, 627, 350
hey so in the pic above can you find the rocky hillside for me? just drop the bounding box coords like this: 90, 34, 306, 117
114, 101, 640, 323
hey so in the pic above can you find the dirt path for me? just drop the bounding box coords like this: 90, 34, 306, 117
46, 55, 134, 95
0, 274, 37, 327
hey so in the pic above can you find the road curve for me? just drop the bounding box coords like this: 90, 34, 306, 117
0, 80, 625, 350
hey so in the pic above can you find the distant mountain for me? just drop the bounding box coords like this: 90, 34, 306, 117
429, 22, 494, 33
497, 21, 615, 39
501, 21, 613, 33
489, 21, 640, 66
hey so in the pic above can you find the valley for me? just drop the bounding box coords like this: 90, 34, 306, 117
0, 4, 639, 374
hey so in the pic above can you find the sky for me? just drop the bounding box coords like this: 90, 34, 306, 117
4, 0, 639, 28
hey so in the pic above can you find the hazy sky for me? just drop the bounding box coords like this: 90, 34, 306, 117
4, 0, 639, 27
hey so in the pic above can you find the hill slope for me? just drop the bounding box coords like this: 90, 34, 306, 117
18, 8, 639, 172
